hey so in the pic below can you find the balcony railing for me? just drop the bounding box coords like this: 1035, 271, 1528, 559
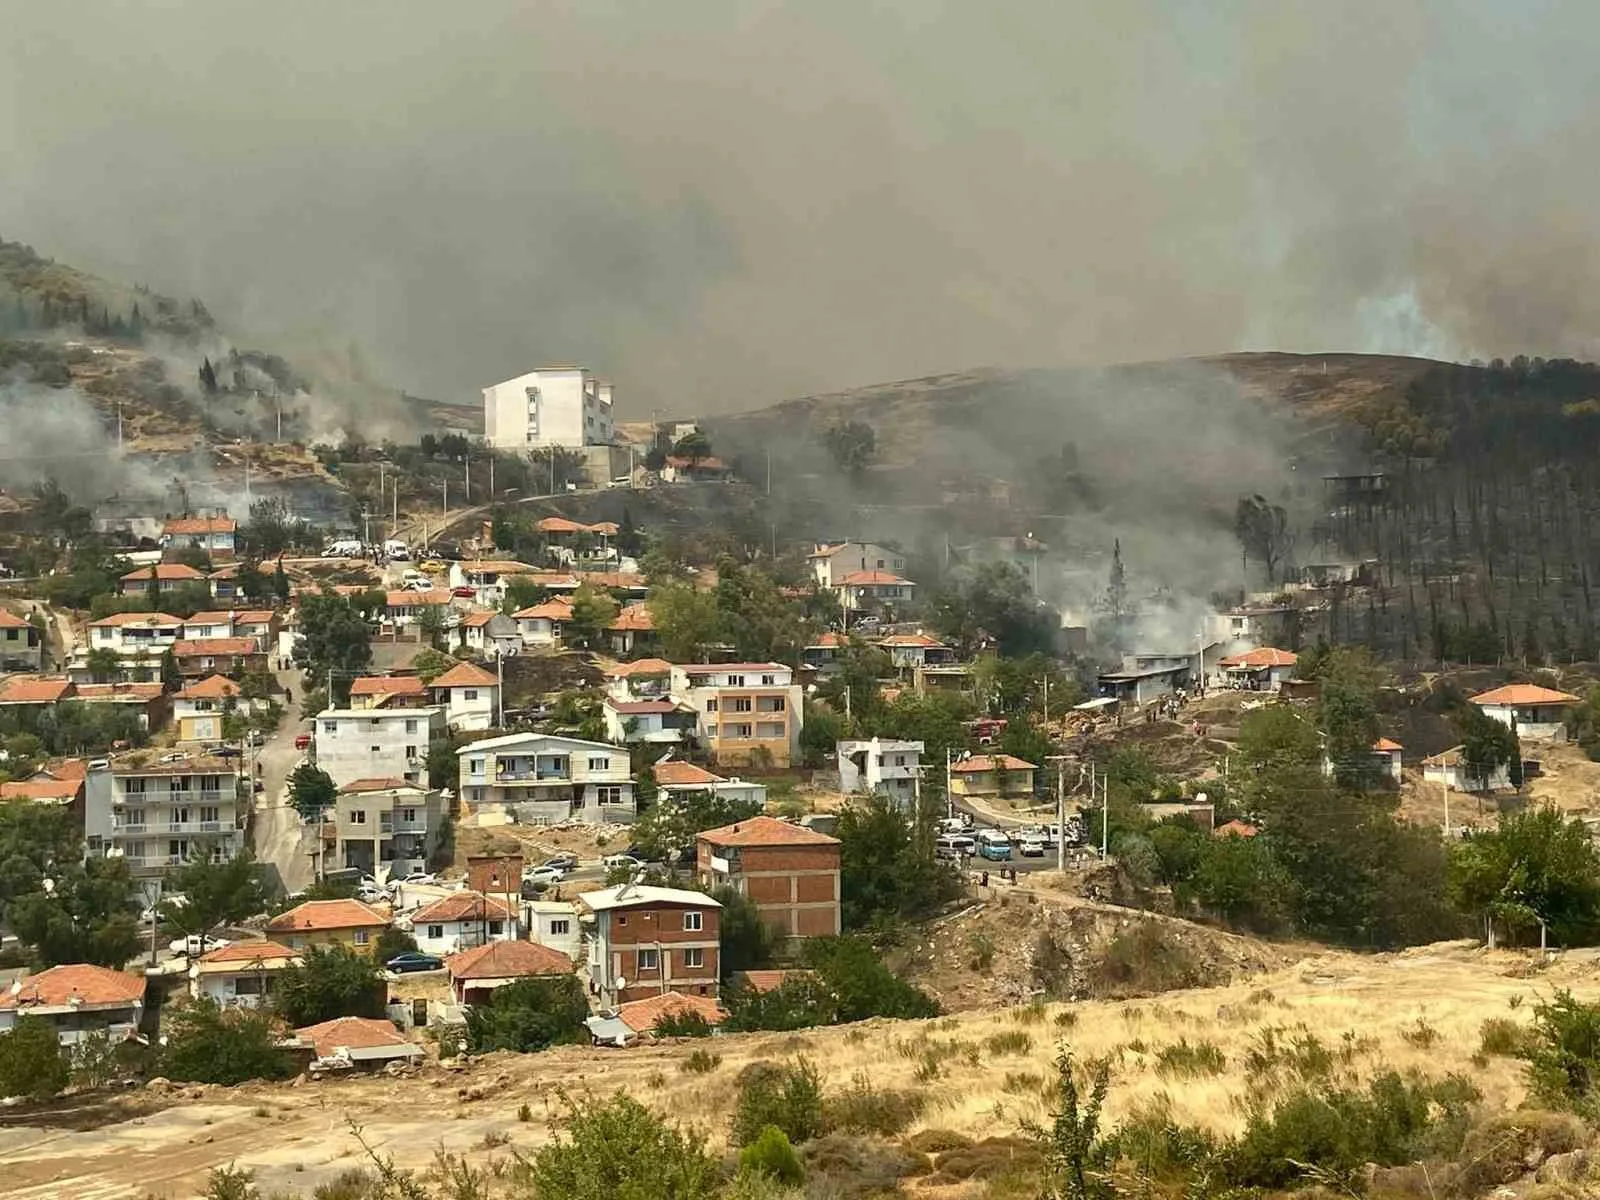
166, 822, 234, 836
494, 768, 570, 782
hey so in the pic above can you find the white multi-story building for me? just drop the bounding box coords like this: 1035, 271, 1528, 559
837, 738, 924, 807
457, 732, 635, 824
482, 367, 614, 451
84, 754, 245, 878
313, 706, 446, 789
669, 663, 804, 769
331, 778, 445, 877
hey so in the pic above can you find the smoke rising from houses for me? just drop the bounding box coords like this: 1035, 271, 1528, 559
3, 2, 1599, 418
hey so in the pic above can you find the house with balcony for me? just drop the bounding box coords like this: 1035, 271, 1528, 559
117, 562, 207, 596
264, 898, 392, 955
73, 612, 185, 682
580, 884, 721, 1007
696, 816, 841, 943
0, 964, 145, 1047
182, 610, 240, 641
800, 631, 847, 675
834, 570, 916, 613
173, 674, 245, 742
313, 706, 446, 788
85, 754, 244, 879
348, 675, 428, 710
0, 609, 42, 671
408, 891, 517, 957
171, 637, 265, 680
332, 778, 443, 878
512, 598, 572, 648
1470, 684, 1582, 742
603, 658, 673, 702
457, 732, 635, 824
669, 663, 804, 768
385, 589, 456, 633
429, 662, 499, 732
162, 515, 237, 555
602, 696, 697, 745
1218, 647, 1298, 692
188, 940, 301, 1009
837, 738, 923, 807
875, 634, 955, 670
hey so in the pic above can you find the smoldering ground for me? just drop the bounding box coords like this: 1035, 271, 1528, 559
3, 1, 1600, 416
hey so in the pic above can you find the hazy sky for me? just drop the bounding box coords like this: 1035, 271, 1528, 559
4, 1, 1599, 413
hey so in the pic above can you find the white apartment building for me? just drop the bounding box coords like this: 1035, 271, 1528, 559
457, 732, 635, 824
71, 612, 185, 682
313, 706, 447, 789
482, 367, 615, 451
331, 778, 445, 878
84, 754, 245, 879
837, 738, 924, 808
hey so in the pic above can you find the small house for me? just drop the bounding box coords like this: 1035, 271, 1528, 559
603, 696, 697, 745
409, 891, 517, 957
875, 633, 956, 670
188, 939, 301, 1009
348, 675, 428, 711
459, 610, 521, 658
579, 884, 722, 1006
428, 661, 499, 731
653, 759, 767, 807
524, 900, 582, 958
1422, 746, 1512, 793
444, 939, 573, 1007
117, 562, 207, 596
837, 738, 923, 807
513, 599, 572, 648
948, 753, 1037, 802
163, 515, 237, 555
264, 898, 391, 955
0, 964, 145, 1047
0, 610, 42, 672
287, 1017, 422, 1071
1469, 684, 1581, 743
173, 675, 245, 742
606, 603, 658, 657
1217, 647, 1298, 692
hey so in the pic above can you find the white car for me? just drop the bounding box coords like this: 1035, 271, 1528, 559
522, 866, 566, 887
397, 871, 437, 886
1018, 835, 1046, 858
603, 854, 642, 872
170, 934, 230, 958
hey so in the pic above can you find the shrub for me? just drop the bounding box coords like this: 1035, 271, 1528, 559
1100, 1098, 1219, 1180
927, 1136, 1044, 1183
160, 1000, 292, 1086
1452, 1110, 1587, 1192
654, 1010, 714, 1038
516, 1091, 718, 1198
986, 1030, 1032, 1056
465, 975, 588, 1053
275, 944, 385, 1027
1013, 1000, 1048, 1025
681, 1048, 721, 1074
310, 1168, 378, 1199
1480, 1016, 1530, 1057
822, 1073, 925, 1136
740, 1125, 805, 1185
1154, 1038, 1226, 1079
1095, 922, 1200, 996
1518, 990, 1600, 1112
801, 1132, 925, 1200
203, 1165, 257, 1200
902, 1129, 972, 1155
517, 1103, 533, 1122
1242, 1023, 1334, 1083
968, 932, 996, 973
730, 1059, 825, 1147
1003, 1071, 1043, 1095
0, 1015, 68, 1101
799, 937, 940, 1022
1399, 1017, 1439, 1049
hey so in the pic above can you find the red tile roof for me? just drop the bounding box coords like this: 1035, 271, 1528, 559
294, 1016, 412, 1058
233, 610, 276, 625
604, 658, 674, 678
196, 940, 299, 965
184, 611, 238, 626
0, 610, 30, 630
950, 754, 1036, 773
164, 516, 237, 535
582, 572, 648, 590
607, 698, 680, 715
0, 964, 144, 1010
176, 675, 242, 701
607, 603, 655, 632
411, 891, 516, 924
89, 611, 184, 628
836, 570, 914, 587
733, 969, 811, 994
806, 632, 847, 649
265, 899, 390, 933
618, 991, 727, 1033
0, 675, 73, 704
653, 760, 726, 787
446, 940, 572, 980
513, 600, 573, 620
1219, 647, 1298, 669
1373, 737, 1404, 752
461, 610, 498, 627
678, 662, 788, 675
535, 516, 588, 534
76, 683, 165, 701
120, 563, 206, 583
338, 777, 423, 794
173, 637, 259, 657
349, 675, 426, 698
431, 662, 497, 688
698, 815, 839, 847
1470, 684, 1581, 707
877, 633, 945, 648
0, 777, 83, 802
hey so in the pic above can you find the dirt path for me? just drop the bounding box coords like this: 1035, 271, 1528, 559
248, 664, 315, 894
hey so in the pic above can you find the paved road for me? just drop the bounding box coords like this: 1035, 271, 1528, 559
250, 664, 315, 894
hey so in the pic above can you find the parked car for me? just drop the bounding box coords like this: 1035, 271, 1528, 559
522, 866, 566, 887
170, 934, 230, 958
293, 733, 312, 750
603, 853, 642, 872
385, 951, 445, 974
356, 884, 388, 904
451, 587, 476, 598
1018, 834, 1046, 857
540, 854, 578, 872
397, 871, 438, 886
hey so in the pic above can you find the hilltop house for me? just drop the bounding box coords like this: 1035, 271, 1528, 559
264, 899, 391, 955
809, 541, 907, 590
1422, 746, 1513, 793
429, 661, 499, 731
1218, 647, 1299, 692
513, 598, 572, 648
385, 589, 455, 633
313, 706, 445, 788
0, 964, 145, 1047
948, 753, 1037, 801
117, 562, 207, 596
837, 738, 923, 807
875, 633, 955, 670
669, 662, 804, 768
446, 940, 574, 1007
653, 759, 767, 807
603, 696, 697, 746
173, 675, 244, 742
835, 570, 916, 613
1469, 684, 1581, 742
170, 637, 265, 680
606, 603, 658, 657
0, 609, 42, 671
84, 753, 245, 879
348, 675, 429, 710
696, 816, 841, 942
409, 891, 517, 957
331, 778, 443, 878
188, 940, 301, 1010
162, 515, 237, 555
459, 610, 521, 658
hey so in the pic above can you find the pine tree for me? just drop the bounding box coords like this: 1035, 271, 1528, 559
199, 357, 218, 395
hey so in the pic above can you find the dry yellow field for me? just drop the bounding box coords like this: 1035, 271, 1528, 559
0, 940, 1593, 1199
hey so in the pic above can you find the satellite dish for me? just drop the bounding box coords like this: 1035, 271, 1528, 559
617, 977, 628, 991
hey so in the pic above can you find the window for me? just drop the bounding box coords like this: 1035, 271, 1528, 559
463, 689, 478, 701
370, 745, 381, 754
588, 756, 609, 771
322, 720, 337, 734
353, 930, 369, 945
596, 786, 622, 805
405, 745, 417, 759
761, 674, 776, 686
124, 808, 145, 827
637, 948, 659, 971
489, 920, 504, 936
426, 924, 444, 940
876, 559, 885, 569
732, 697, 752, 713
683, 911, 703, 931
405, 719, 419, 734
706, 699, 718, 713
683, 947, 704, 968
350, 810, 366, 825
124, 778, 146, 795
549, 919, 570, 936
727, 674, 745, 686
200, 806, 219, 823
894, 755, 905, 766
468, 758, 484, 775
731, 724, 753, 739
233, 975, 268, 996
616, 914, 627, 926
401, 808, 416, 823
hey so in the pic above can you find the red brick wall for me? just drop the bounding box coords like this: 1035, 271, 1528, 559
794, 873, 837, 903
795, 907, 838, 937
746, 875, 793, 904
741, 845, 840, 873
606, 902, 720, 946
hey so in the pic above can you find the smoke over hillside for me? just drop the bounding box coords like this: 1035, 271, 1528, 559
2, 2, 1598, 416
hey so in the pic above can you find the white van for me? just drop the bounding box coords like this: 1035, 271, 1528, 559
384, 539, 410, 560
323, 538, 363, 558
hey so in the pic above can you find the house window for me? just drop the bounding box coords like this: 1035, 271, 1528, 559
489, 920, 504, 936
405, 745, 417, 759
468, 758, 484, 775
616, 915, 627, 926
638, 948, 659, 971
683, 947, 704, 968
405, 719, 419, 734
124, 778, 146, 795
683, 911, 703, 931
596, 786, 622, 804
894, 755, 905, 766
727, 675, 745, 687
588, 756, 609, 771
322, 721, 337, 734
353, 930, 369, 945
761, 675, 776, 686
732, 697, 752, 713
549, 920, 570, 936
706, 699, 718, 713
200, 806, 219, 823
427, 924, 443, 939
463, 689, 478, 701
731, 724, 753, 739
350, 810, 366, 825
370, 745, 381, 754
401, 808, 416, 823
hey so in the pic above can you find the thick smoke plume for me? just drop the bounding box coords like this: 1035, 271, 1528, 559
2, 2, 1596, 414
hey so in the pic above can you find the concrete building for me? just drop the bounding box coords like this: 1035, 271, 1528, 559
0, 964, 145, 1047
162, 515, 237, 555
1218, 647, 1299, 692
579, 884, 721, 1007
172, 675, 247, 742
312, 706, 446, 789
0, 610, 42, 671
696, 816, 841, 942
512, 598, 572, 648
808, 541, 907, 590
669, 662, 804, 769
837, 738, 923, 806
188, 940, 301, 1010
428, 662, 500, 732
331, 778, 444, 878
1470, 684, 1581, 743
409, 891, 517, 957
457, 732, 635, 823
482, 367, 614, 451
1422, 746, 1513, 793
117, 562, 207, 596
523, 900, 583, 959
85, 754, 244, 879
603, 696, 697, 745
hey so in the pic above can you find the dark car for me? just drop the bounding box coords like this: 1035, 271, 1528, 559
385, 951, 444, 974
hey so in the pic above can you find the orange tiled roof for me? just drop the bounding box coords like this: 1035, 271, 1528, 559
176, 675, 242, 701
836, 570, 913, 587
535, 516, 587, 534
265, 899, 389, 933
120, 563, 206, 582
653, 760, 726, 787
446, 940, 572, 980
1373, 737, 1404, 752
607, 603, 655, 632
698, 815, 839, 847
1470, 684, 1581, 707
581, 571, 647, 590
604, 657, 673, 678
184, 611, 238, 626
513, 600, 573, 620
1219, 647, 1298, 669
349, 675, 426, 698
294, 1016, 412, 1058
431, 662, 497, 688
196, 940, 299, 965
618, 991, 726, 1033
386, 589, 453, 607
0, 777, 83, 802
0, 675, 73, 704
0, 610, 30, 629
950, 754, 1036, 773
734, 969, 811, 994
0, 964, 144, 1009
164, 516, 237, 535
76, 682, 164, 701
1214, 820, 1259, 839
233, 610, 276, 625
89, 611, 184, 628
173, 637, 259, 657
877, 633, 945, 648
410, 891, 515, 924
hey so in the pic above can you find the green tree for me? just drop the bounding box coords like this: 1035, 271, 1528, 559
647, 582, 724, 662
822, 420, 877, 476
1457, 704, 1521, 789
715, 561, 807, 663
930, 561, 1056, 657
416, 603, 446, 650
566, 583, 619, 650
800, 936, 939, 1021
293, 591, 372, 705
503, 575, 549, 615
1184, 835, 1293, 934
631, 791, 762, 863
426, 738, 457, 790
713, 884, 774, 980
159, 1000, 292, 1085
287, 763, 337, 821
465, 975, 588, 1053
1232, 705, 1322, 817
0, 1015, 68, 1101
1316, 648, 1382, 788
373, 926, 417, 964
162, 853, 269, 937
835, 794, 957, 932
84, 646, 122, 684
521, 1091, 719, 1199
1234, 493, 1294, 584
1448, 808, 1600, 943
6, 856, 139, 967
275, 943, 386, 1026
672, 430, 713, 465
1033, 1046, 1113, 1200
